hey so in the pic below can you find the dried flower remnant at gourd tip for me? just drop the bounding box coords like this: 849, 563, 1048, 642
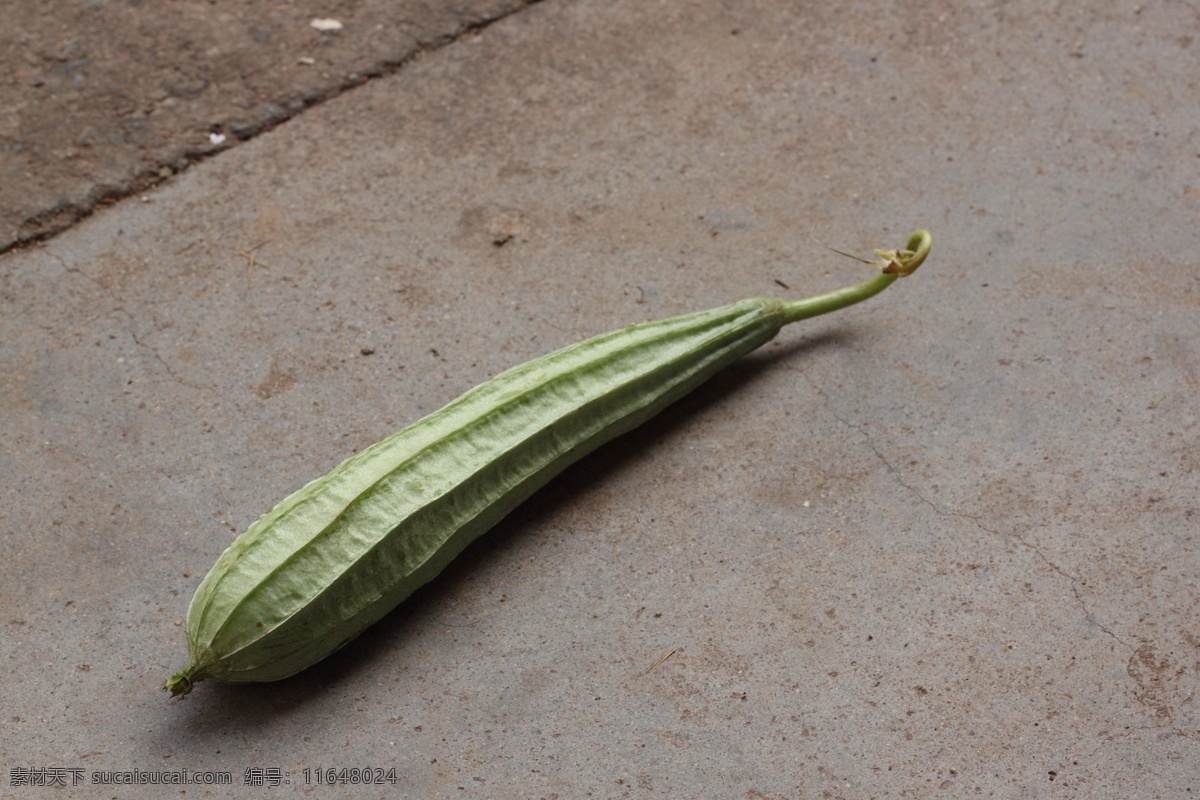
165, 229, 932, 697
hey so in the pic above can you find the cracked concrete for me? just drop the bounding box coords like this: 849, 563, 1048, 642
1, 0, 540, 253
1, 0, 1198, 798
799, 357, 1178, 745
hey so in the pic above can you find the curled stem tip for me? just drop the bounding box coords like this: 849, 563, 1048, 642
878, 229, 932, 276
779, 228, 932, 325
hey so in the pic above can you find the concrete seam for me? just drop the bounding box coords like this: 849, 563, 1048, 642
2, 0, 548, 258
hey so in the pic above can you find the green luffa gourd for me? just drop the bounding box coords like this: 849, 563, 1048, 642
166, 230, 931, 696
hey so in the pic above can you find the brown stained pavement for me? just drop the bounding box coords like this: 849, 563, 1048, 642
1, 1, 1197, 798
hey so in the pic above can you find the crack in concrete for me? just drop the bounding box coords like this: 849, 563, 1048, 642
1088, 719, 1198, 758
790, 365, 1135, 646
41, 247, 218, 397
2, 1, 546, 257
125, 327, 217, 397
792, 366, 1199, 741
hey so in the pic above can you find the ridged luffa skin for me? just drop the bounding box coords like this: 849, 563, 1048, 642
166, 231, 930, 696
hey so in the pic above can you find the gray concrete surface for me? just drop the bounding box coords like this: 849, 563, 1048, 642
1, 0, 536, 252
2, 1, 1198, 798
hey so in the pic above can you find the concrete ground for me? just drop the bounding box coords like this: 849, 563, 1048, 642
2, 1, 1197, 798
1, 0, 536, 251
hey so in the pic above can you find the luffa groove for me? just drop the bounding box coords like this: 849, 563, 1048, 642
166, 230, 931, 696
